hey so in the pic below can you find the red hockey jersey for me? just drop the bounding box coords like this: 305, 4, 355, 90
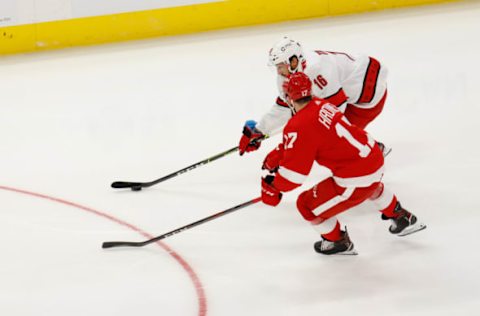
273, 97, 384, 192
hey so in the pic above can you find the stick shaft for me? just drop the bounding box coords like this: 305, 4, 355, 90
102, 197, 262, 248
149, 146, 240, 186
111, 146, 239, 189
111, 135, 268, 190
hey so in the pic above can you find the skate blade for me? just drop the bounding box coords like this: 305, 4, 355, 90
398, 222, 427, 237
383, 147, 392, 157
336, 249, 358, 255
315, 243, 359, 255
333, 244, 358, 255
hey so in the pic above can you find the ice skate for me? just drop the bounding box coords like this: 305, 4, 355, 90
383, 202, 426, 236
376, 141, 392, 157
314, 228, 358, 255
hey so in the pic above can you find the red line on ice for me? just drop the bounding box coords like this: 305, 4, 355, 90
0, 185, 207, 316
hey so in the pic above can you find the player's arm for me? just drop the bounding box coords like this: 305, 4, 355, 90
256, 75, 294, 135
239, 97, 292, 155
274, 125, 316, 192
256, 97, 292, 134
261, 123, 316, 206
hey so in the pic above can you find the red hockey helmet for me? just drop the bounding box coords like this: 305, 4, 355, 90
284, 72, 312, 102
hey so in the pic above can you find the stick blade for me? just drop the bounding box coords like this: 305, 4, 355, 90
111, 181, 143, 189
102, 241, 144, 248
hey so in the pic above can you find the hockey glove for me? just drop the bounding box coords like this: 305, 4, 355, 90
261, 175, 282, 206
262, 145, 284, 173
239, 120, 264, 156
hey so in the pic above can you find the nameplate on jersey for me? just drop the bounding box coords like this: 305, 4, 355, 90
318, 102, 340, 130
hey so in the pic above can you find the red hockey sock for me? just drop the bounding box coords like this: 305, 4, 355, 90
321, 221, 342, 241
380, 197, 398, 218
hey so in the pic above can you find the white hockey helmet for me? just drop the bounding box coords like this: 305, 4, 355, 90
268, 37, 305, 73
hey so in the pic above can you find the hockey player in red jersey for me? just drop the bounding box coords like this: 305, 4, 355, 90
260, 72, 425, 255
239, 36, 391, 156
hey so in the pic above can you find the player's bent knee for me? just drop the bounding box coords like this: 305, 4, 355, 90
296, 191, 316, 222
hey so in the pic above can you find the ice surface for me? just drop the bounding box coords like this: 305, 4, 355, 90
1, 2, 479, 315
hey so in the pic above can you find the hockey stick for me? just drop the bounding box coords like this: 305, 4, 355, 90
102, 197, 262, 248
111, 136, 268, 191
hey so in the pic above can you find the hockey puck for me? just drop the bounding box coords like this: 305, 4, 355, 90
131, 186, 142, 191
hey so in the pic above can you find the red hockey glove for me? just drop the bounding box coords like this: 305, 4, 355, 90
261, 175, 283, 206
239, 120, 264, 156
262, 145, 284, 173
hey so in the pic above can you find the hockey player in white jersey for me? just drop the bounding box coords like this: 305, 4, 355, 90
238, 37, 391, 156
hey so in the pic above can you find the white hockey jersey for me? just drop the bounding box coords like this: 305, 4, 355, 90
256, 50, 388, 136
